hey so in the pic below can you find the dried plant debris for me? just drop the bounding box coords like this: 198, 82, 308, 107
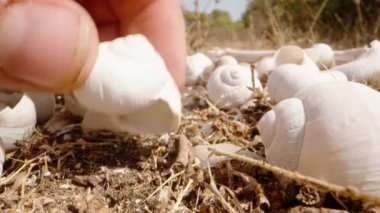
0, 82, 379, 212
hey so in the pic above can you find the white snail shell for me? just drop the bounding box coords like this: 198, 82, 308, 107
186, 52, 214, 85
304, 43, 335, 69
0, 91, 36, 175
73, 34, 182, 134
207, 64, 254, 109
26, 92, 55, 124
331, 40, 380, 88
274, 46, 319, 72
267, 64, 347, 103
255, 45, 324, 77
201, 55, 239, 82
0, 92, 36, 150
258, 81, 380, 196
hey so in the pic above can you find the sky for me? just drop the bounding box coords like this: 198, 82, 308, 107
180, 0, 249, 22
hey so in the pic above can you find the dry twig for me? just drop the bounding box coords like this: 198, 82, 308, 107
209, 148, 380, 209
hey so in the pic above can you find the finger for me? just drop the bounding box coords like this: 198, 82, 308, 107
114, 0, 186, 88
77, 0, 120, 41
0, 68, 45, 91
0, 0, 99, 92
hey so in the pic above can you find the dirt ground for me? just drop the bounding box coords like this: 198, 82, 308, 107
1, 75, 380, 212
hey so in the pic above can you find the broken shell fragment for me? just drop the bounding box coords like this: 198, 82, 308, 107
0, 90, 36, 175
207, 64, 254, 109
0, 92, 36, 150
73, 34, 182, 134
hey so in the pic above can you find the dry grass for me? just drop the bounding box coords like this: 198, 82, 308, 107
185, 0, 380, 53
0, 78, 380, 212
1, 5, 379, 211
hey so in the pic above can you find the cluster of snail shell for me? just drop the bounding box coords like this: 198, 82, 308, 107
186, 53, 263, 109
193, 41, 380, 196
2, 32, 380, 198
257, 42, 380, 196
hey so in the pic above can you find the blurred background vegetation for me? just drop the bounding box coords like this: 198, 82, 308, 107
183, 0, 380, 52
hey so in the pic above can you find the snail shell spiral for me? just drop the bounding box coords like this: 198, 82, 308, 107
207, 64, 253, 108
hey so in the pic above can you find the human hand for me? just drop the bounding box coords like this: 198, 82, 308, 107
0, 0, 186, 92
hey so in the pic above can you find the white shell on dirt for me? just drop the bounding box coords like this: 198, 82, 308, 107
0, 92, 36, 150
73, 34, 182, 134
207, 64, 254, 109
186, 52, 214, 85
274, 46, 320, 72
331, 40, 380, 88
200, 55, 240, 82
258, 81, 380, 196
255, 45, 324, 77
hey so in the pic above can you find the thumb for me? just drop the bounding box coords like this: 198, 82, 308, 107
0, 0, 99, 92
